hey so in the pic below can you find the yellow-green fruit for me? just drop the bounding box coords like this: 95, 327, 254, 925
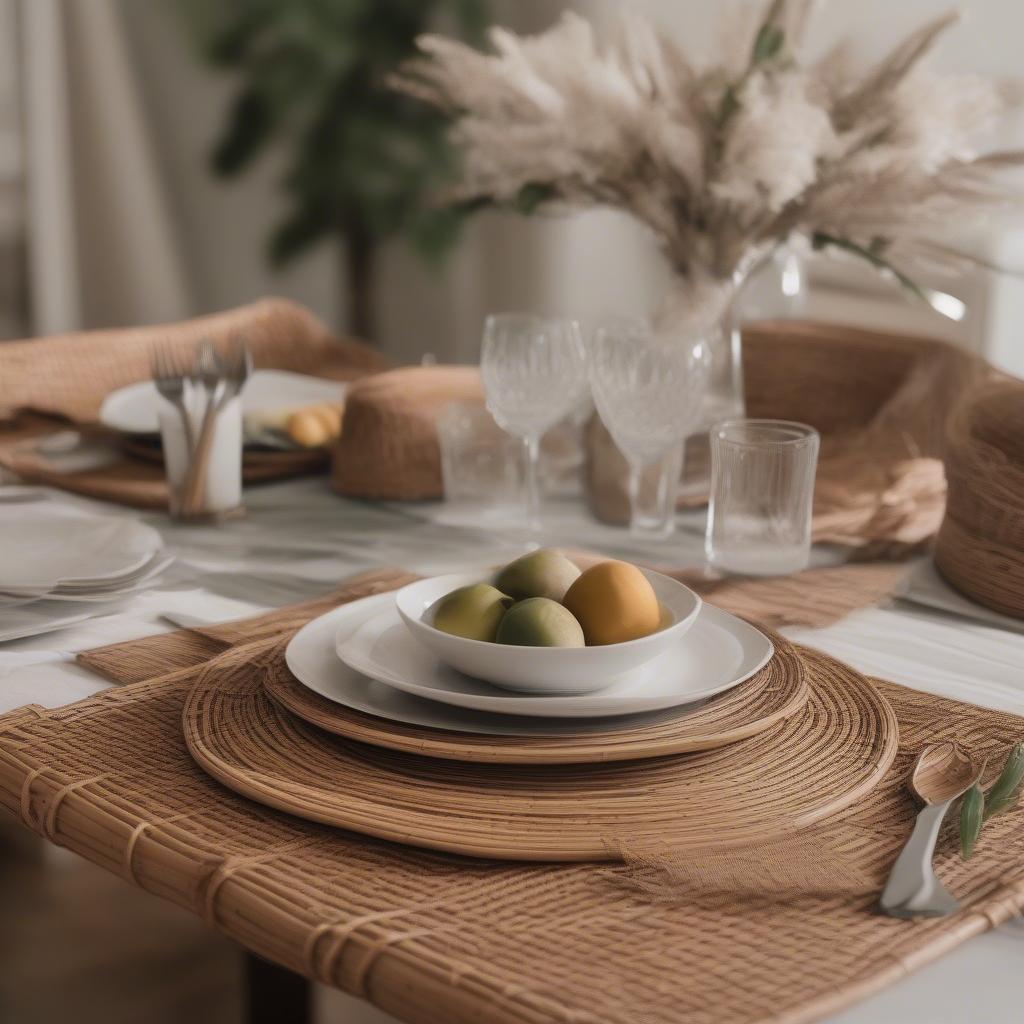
493, 549, 581, 602
495, 598, 585, 648
431, 584, 513, 642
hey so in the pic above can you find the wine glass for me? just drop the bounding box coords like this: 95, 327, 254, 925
589, 317, 709, 536
480, 314, 587, 532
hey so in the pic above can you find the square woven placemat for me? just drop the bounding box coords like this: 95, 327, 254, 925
2, 570, 1023, 1024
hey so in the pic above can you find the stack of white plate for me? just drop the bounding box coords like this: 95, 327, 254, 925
0, 503, 171, 642
285, 570, 775, 737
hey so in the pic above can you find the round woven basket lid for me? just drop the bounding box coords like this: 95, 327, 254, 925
263, 634, 808, 764
183, 641, 899, 862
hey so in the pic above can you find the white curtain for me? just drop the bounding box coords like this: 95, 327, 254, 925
0, 0, 26, 338
17, 0, 191, 337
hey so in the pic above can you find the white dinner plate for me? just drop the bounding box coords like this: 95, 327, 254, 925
0, 598, 132, 643
12, 556, 175, 603
337, 602, 773, 718
0, 505, 163, 591
100, 370, 346, 436
282, 594, 774, 735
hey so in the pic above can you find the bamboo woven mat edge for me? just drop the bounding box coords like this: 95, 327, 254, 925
32, 567, 1024, 1023
2, 663, 1024, 1024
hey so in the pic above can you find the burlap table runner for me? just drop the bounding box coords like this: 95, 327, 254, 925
2, 570, 1023, 1024
0, 298, 390, 507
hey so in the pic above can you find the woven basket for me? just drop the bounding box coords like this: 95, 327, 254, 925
331, 365, 483, 500
934, 381, 1024, 618
588, 319, 994, 534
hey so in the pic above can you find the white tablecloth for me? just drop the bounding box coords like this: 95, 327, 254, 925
1, 479, 1022, 1024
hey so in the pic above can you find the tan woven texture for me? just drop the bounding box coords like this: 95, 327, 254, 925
589, 320, 998, 549
332, 365, 483, 500
184, 634, 895, 860
935, 380, 1024, 619
262, 637, 810, 764
2, 571, 1024, 1024
0, 298, 389, 506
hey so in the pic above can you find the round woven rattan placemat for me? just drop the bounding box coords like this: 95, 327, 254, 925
183, 641, 899, 861
263, 635, 808, 764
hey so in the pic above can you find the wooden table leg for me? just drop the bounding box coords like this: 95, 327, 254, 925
244, 952, 312, 1024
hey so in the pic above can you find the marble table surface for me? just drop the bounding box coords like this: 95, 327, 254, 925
1, 478, 1022, 1024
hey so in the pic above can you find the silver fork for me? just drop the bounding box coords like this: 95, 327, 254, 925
150, 344, 195, 454
181, 337, 253, 516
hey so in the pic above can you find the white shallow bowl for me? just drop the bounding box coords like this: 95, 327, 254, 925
395, 569, 702, 695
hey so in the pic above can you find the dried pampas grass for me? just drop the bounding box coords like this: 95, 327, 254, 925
393, 1, 1024, 320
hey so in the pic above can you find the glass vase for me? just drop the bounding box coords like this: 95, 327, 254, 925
673, 246, 807, 500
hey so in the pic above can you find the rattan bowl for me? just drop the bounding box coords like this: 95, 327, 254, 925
935, 382, 1024, 619
395, 569, 702, 694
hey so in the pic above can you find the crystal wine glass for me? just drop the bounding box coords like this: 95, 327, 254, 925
481, 314, 587, 531
589, 317, 709, 536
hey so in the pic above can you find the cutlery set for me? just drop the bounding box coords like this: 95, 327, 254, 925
150, 339, 253, 518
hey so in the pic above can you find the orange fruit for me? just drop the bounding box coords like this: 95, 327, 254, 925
562, 561, 660, 646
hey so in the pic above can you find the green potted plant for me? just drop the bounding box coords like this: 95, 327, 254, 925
177, 0, 489, 340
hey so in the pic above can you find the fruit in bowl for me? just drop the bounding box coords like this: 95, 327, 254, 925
430, 550, 665, 649
495, 597, 585, 648
563, 561, 662, 646
431, 584, 513, 642
395, 553, 703, 695
493, 549, 581, 602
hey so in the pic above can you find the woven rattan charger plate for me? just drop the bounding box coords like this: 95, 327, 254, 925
183, 638, 899, 861
264, 629, 808, 764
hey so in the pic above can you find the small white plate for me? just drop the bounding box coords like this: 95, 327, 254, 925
337, 602, 772, 718
396, 569, 702, 694
100, 370, 346, 436
0, 599, 131, 643
0, 505, 163, 591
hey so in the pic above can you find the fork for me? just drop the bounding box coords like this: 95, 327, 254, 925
150, 344, 195, 454
181, 338, 253, 516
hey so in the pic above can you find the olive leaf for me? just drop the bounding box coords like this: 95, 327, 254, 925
959, 783, 983, 860
983, 741, 1024, 820
958, 740, 1024, 860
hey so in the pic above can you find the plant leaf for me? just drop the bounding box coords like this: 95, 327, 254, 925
752, 24, 785, 65
960, 783, 984, 860
211, 87, 276, 176
984, 741, 1024, 819
812, 232, 928, 303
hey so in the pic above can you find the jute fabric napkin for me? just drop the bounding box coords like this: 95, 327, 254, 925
1, 570, 1022, 1024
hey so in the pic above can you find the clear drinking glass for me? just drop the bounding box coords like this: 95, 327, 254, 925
705, 419, 820, 576
589, 317, 708, 537
480, 314, 587, 531
437, 402, 524, 517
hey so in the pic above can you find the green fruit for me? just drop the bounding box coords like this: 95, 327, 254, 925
431, 584, 513, 642
493, 549, 582, 602
495, 598, 585, 648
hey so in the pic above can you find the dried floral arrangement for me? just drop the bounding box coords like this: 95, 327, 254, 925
393, 0, 1024, 328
